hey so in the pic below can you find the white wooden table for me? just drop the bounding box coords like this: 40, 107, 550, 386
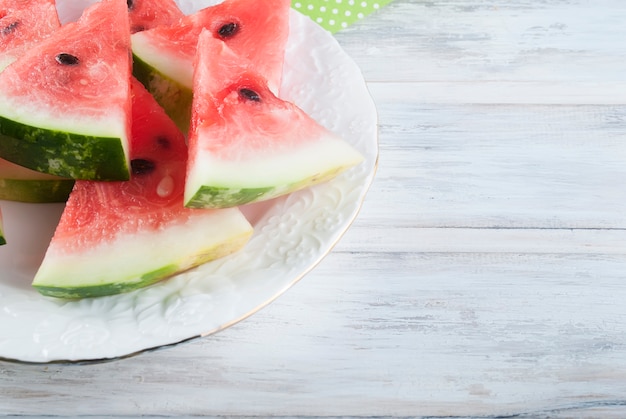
3, 0, 626, 417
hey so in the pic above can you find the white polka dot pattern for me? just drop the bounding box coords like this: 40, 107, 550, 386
292, 0, 392, 33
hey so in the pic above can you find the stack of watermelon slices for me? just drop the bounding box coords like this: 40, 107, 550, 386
0, 0, 75, 203
0, 0, 364, 299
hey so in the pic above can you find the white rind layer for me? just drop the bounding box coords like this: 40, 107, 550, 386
0, 95, 128, 142
185, 132, 364, 199
131, 32, 194, 88
33, 207, 253, 289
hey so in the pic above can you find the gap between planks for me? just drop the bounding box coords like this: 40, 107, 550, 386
335, 225, 626, 255
367, 81, 626, 105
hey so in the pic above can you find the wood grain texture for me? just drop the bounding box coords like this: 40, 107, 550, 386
335, 0, 626, 84
2, 0, 626, 417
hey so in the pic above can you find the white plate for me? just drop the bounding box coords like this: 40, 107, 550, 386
0, 0, 378, 363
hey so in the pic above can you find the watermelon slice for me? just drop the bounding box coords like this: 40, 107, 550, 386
32, 78, 253, 299
0, 0, 61, 71
131, 0, 290, 131
0, 159, 73, 202
0, 0, 132, 181
127, 0, 184, 33
0, 0, 74, 202
184, 30, 364, 208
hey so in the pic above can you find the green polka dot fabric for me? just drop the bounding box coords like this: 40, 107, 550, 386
292, 0, 394, 33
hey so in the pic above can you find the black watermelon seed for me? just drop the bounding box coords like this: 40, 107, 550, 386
131, 159, 156, 175
2, 21, 19, 36
217, 22, 239, 38
55, 53, 80, 66
127, 0, 134, 10
239, 88, 261, 102
156, 136, 171, 149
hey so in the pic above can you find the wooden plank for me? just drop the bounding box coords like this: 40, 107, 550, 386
361, 95, 626, 229
336, 226, 626, 254
3, 0, 626, 418
335, 0, 626, 84
368, 81, 626, 105
2, 250, 626, 417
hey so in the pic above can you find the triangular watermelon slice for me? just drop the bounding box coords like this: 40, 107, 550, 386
32, 78, 253, 299
131, 0, 290, 131
0, 0, 132, 181
0, 0, 61, 71
127, 0, 184, 33
0, 0, 74, 202
184, 30, 364, 208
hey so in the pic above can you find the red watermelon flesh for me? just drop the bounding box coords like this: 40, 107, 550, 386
0, 0, 73, 202
186, 0, 291, 93
0, 0, 130, 114
184, 31, 364, 208
0, 0, 132, 181
131, 0, 291, 132
133, 0, 290, 91
32, 78, 253, 299
0, 0, 60, 71
127, 0, 183, 33
51, 78, 190, 252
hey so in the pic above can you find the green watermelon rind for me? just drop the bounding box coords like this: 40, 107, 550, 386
0, 115, 129, 181
0, 157, 75, 202
185, 186, 274, 209
0, 178, 74, 203
132, 53, 193, 133
184, 169, 347, 209
33, 263, 179, 299
33, 232, 251, 299
32, 208, 254, 299
184, 137, 365, 208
